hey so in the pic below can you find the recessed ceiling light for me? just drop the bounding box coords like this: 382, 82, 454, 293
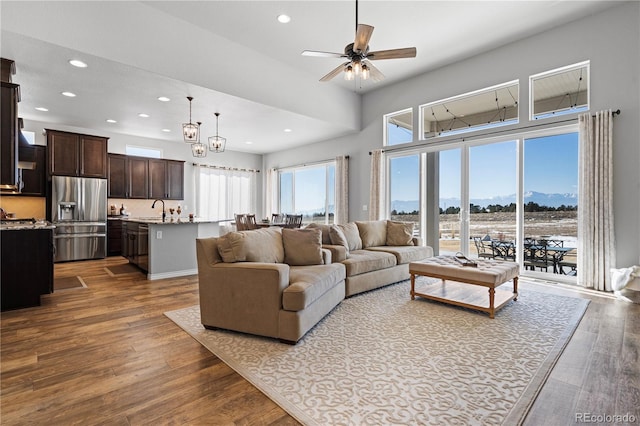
35, 107, 49, 112
106, 119, 117, 123
138, 113, 150, 118
161, 128, 171, 132
284, 128, 292, 133
61, 91, 76, 97
245, 141, 253, 145
69, 59, 87, 68
277, 14, 291, 23
158, 96, 170, 102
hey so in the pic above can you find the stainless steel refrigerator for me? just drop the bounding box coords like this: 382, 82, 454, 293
51, 176, 107, 262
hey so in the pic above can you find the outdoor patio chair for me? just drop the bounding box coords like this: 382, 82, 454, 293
524, 244, 553, 272
473, 236, 494, 259
271, 213, 285, 223
492, 241, 516, 261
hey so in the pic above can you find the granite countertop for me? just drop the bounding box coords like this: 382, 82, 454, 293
0, 221, 56, 231
122, 217, 227, 225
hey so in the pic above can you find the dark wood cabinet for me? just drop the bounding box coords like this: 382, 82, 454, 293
166, 160, 184, 200
107, 219, 123, 256
107, 154, 149, 199
47, 129, 108, 178
108, 154, 183, 200
80, 135, 108, 177
107, 154, 127, 198
128, 157, 149, 199
19, 145, 47, 196
1, 81, 19, 190
1, 228, 54, 311
148, 159, 184, 200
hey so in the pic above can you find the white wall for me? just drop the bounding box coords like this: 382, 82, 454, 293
23, 118, 264, 217
263, 2, 640, 268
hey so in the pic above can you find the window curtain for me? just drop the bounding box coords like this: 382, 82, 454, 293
335, 156, 349, 224
577, 110, 616, 291
195, 165, 256, 221
265, 168, 277, 218
369, 149, 385, 220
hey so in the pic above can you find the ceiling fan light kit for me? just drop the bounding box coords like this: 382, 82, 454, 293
208, 112, 226, 153
303, 0, 416, 83
182, 96, 200, 143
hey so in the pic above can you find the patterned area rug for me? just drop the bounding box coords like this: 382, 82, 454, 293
165, 278, 589, 425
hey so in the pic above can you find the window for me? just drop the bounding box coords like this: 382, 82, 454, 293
22, 130, 35, 145
420, 81, 519, 139
530, 61, 589, 120
389, 154, 420, 233
195, 167, 256, 221
125, 145, 162, 158
384, 108, 413, 146
278, 162, 335, 224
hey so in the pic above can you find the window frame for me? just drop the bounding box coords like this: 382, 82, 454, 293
529, 60, 590, 121
383, 107, 414, 147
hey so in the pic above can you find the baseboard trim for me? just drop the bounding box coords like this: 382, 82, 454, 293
147, 269, 198, 280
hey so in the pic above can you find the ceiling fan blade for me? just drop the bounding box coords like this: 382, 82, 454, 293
320, 62, 350, 82
302, 50, 347, 58
353, 24, 374, 53
367, 47, 417, 60
364, 61, 385, 82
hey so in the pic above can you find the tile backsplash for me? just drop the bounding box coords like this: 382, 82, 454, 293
108, 199, 191, 219
0, 196, 46, 219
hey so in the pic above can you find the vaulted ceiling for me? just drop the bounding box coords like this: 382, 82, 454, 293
0, 1, 618, 154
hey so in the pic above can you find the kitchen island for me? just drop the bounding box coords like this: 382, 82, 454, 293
122, 217, 230, 280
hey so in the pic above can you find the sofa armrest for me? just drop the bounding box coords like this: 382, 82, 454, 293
412, 237, 423, 246
321, 248, 332, 264
322, 244, 347, 262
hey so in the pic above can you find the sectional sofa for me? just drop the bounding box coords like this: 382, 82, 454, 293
195, 220, 433, 344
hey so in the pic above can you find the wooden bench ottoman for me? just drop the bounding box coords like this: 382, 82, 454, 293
409, 256, 519, 318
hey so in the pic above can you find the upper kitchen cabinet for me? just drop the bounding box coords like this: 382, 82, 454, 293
1, 58, 19, 191
148, 159, 184, 200
19, 145, 47, 196
107, 153, 148, 199
47, 129, 108, 178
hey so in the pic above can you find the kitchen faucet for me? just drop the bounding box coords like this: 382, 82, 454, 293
151, 199, 166, 222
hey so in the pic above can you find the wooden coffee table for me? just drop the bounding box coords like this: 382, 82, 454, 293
409, 256, 519, 318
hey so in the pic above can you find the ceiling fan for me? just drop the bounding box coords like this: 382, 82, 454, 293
302, 0, 417, 82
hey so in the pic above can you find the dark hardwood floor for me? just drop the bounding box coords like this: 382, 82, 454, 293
1, 257, 638, 425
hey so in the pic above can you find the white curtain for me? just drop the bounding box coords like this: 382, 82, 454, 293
577, 110, 616, 291
335, 156, 349, 224
195, 165, 256, 221
265, 168, 277, 217
369, 149, 385, 220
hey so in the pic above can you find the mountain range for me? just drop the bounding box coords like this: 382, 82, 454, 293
391, 191, 578, 213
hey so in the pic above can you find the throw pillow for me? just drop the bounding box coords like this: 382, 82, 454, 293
355, 220, 387, 248
386, 221, 415, 246
282, 228, 323, 266
244, 227, 285, 263
217, 232, 247, 263
305, 222, 332, 245
329, 225, 350, 253
338, 222, 363, 251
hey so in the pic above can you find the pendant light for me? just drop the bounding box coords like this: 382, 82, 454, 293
208, 112, 226, 153
182, 96, 200, 143
191, 122, 207, 157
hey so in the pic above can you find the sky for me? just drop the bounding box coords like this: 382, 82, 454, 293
390, 131, 579, 202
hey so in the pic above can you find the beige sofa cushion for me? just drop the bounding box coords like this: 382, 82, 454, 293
366, 245, 433, 265
283, 263, 346, 311
218, 227, 284, 263
341, 249, 397, 277
356, 220, 387, 248
386, 221, 415, 246
305, 222, 332, 245
283, 228, 323, 266
330, 223, 362, 252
